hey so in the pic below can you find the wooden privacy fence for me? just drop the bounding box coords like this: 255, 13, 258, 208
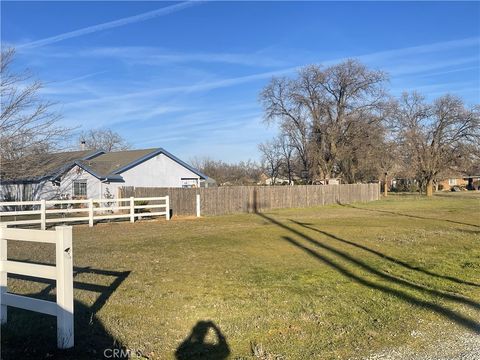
0, 196, 170, 228
0, 225, 74, 349
119, 183, 380, 216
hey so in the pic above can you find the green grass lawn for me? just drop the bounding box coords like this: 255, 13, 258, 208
2, 192, 480, 359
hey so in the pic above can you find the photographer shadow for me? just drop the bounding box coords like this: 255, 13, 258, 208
175, 320, 230, 360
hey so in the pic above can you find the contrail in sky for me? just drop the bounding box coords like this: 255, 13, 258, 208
18, 1, 203, 49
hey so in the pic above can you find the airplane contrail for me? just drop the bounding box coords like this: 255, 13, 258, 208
18, 1, 204, 49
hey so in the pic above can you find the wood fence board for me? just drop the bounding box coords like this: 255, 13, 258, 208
118, 184, 380, 216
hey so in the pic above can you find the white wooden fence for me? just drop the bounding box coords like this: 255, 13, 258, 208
0, 196, 170, 228
0, 225, 74, 349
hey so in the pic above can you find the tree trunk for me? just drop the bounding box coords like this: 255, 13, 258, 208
286, 161, 292, 185
384, 174, 388, 197
426, 178, 434, 197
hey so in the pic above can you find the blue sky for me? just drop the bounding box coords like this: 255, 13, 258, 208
2, 1, 479, 162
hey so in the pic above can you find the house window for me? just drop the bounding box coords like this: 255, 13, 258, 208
181, 178, 198, 188
448, 179, 457, 186
73, 180, 87, 197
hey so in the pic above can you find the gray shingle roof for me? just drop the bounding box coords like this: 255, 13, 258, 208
2, 147, 207, 183
77, 148, 158, 178
1, 149, 102, 182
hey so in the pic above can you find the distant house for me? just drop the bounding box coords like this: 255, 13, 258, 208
257, 173, 340, 186
390, 174, 480, 192
438, 174, 480, 191
0, 147, 211, 201
314, 178, 341, 185
264, 177, 292, 185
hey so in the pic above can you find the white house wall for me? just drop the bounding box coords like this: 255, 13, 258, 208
0, 165, 102, 201
60, 165, 102, 199
0, 183, 26, 201
0, 181, 59, 201
105, 153, 200, 197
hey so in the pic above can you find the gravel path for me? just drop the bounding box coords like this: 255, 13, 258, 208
361, 331, 480, 360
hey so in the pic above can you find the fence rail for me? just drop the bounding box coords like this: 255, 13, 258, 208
119, 183, 380, 216
0, 225, 74, 349
0, 196, 170, 228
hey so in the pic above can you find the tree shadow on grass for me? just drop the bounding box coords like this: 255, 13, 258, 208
254, 210, 480, 334
339, 203, 480, 229
175, 320, 230, 360
1, 267, 130, 360
281, 235, 480, 333
290, 219, 480, 288
433, 193, 480, 200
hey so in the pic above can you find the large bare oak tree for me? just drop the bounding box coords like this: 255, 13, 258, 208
390, 92, 480, 196
260, 59, 389, 183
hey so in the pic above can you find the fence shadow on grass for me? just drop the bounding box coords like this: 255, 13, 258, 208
290, 219, 480, 288
175, 320, 230, 360
251, 202, 480, 333
1, 267, 131, 360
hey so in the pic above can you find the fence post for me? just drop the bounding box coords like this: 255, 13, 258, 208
40, 199, 46, 230
130, 197, 135, 223
88, 199, 94, 227
0, 225, 7, 324
165, 196, 170, 220
196, 194, 201, 217
55, 226, 74, 349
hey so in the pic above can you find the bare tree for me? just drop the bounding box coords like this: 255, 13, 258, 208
190, 156, 262, 186
374, 139, 403, 192
79, 128, 131, 151
259, 139, 283, 185
390, 92, 479, 196
261, 77, 312, 181
305, 60, 388, 181
261, 59, 388, 183
277, 133, 295, 184
335, 115, 387, 183
0, 48, 69, 180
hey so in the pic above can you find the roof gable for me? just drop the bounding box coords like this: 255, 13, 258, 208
3, 147, 207, 183
68, 148, 207, 181
112, 148, 207, 179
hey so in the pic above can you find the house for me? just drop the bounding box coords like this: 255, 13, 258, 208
264, 177, 292, 185
0, 147, 210, 201
438, 175, 480, 191
390, 174, 480, 192
314, 178, 341, 185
